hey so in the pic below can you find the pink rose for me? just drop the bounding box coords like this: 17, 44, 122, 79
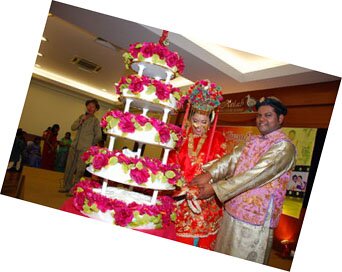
111, 110, 124, 119
130, 168, 150, 184
92, 153, 109, 170
176, 58, 185, 74
113, 207, 134, 227
165, 52, 179, 67
140, 75, 151, 85
168, 123, 181, 134
155, 44, 169, 60
81, 151, 91, 162
100, 118, 108, 128
158, 126, 171, 143
143, 157, 160, 175
117, 153, 132, 164
155, 81, 171, 100
118, 113, 135, 133
129, 81, 144, 93
141, 43, 155, 58
150, 118, 164, 131
129, 43, 141, 58
135, 114, 149, 126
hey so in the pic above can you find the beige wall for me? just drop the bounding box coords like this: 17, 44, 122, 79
19, 78, 111, 141
18, 78, 162, 159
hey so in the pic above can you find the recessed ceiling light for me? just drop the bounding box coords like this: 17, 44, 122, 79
38, 52, 43, 57
41, 36, 48, 42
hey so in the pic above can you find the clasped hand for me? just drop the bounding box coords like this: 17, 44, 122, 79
190, 172, 216, 200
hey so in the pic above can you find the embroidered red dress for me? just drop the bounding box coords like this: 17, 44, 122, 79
168, 129, 226, 249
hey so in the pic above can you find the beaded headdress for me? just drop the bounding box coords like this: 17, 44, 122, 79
188, 79, 223, 113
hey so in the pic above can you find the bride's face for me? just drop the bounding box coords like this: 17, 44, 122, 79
191, 112, 209, 137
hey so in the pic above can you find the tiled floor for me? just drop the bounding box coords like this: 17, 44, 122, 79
1, 166, 293, 271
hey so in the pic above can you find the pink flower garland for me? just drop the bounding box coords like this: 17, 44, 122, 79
115, 75, 187, 109
73, 179, 176, 228
81, 146, 184, 187
100, 110, 183, 146
123, 42, 185, 76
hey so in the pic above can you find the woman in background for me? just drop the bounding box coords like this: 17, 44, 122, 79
55, 132, 72, 172
41, 124, 60, 170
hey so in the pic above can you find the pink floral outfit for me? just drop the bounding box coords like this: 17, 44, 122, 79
206, 129, 296, 264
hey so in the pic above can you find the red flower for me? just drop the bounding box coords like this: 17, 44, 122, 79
130, 168, 150, 184
92, 153, 109, 170
155, 44, 169, 60
135, 114, 149, 126
142, 157, 160, 175
165, 52, 179, 67
129, 43, 141, 58
117, 153, 132, 164
129, 77, 145, 93
154, 81, 171, 100
158, 126, 171, 143
141, 43, 155, 58
118, 113, 135, 133
81, 151, 91, 162
113, 208, 134, 227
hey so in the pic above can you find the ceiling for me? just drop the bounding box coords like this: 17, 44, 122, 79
33, 1, 340, 105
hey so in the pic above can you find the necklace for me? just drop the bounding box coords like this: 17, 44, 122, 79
188, 133, 207, 159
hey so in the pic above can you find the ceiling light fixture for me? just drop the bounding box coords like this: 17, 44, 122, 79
38, 52, 43, 57
185, 36, 287, 74
41, 36, 48, 42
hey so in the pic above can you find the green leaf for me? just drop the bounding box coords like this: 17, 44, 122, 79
150, 174, 156, 182
122, 164, 129, 174
158, 59, 166, 66
146, 85, 156, 95
109, 156, 118, 165
165, 170, 176, 179
154, 134, 160, 143
76, 187, 84, 193
170, 212, 177, 222
161, 175, 167, 183
171, 132, 178, 141
120, 84, 129, 91
173, 92, 180, 100
153, 98, 160, 104
90, 203, 99, 212
136, 161, 143, 170
108, 117, 119, 128
134, 122, 143, 131
176, 179, 184, 187
138, 53, 145, 62
83, 203, 91, 214
145, 122, 153, 131
151, 54, 160, 63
